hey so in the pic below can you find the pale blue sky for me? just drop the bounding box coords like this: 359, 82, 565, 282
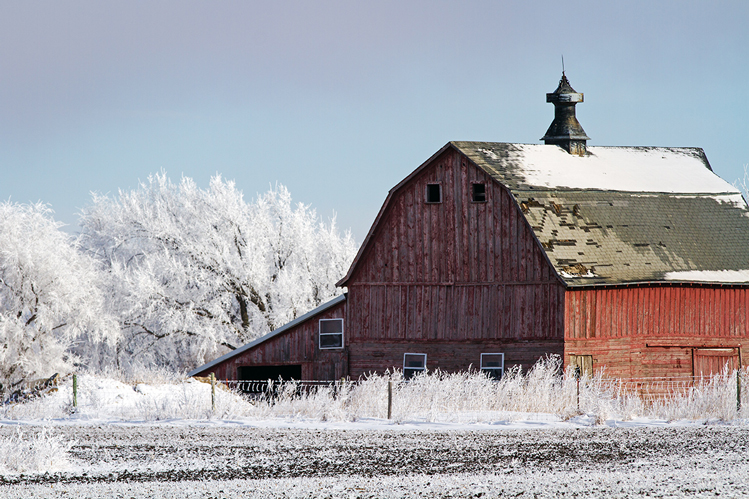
1, 1, 747, 241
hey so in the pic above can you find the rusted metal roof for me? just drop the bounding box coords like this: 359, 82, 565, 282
453, 141, 749, 286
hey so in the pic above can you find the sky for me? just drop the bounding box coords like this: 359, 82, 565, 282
1, 1, 747, 242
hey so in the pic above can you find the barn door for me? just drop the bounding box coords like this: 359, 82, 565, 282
569, 355, 593, 377
693, 348, 739, 380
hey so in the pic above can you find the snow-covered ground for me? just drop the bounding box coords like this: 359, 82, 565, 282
2, 424, 749, 498
2, 369, 749, 497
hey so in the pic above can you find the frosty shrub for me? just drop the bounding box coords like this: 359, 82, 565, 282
0, 428, 75, 474
645, 367, 749, 421
0, 202, 117, 390
79, 175, 357, 372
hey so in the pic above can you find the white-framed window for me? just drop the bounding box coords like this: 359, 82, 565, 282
403, 353, 427, 380
319, 318, 344, 349
425, 183, 442, 203
481, 353, 504, 380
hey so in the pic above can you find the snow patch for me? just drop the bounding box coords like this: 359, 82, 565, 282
560, 269, 596, 278
664, 269, 749, 283
477, 148, 499, 160
511, 145, 741, 194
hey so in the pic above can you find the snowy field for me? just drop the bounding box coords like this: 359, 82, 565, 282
1, 424, 749, 498
2, 366, 749, 497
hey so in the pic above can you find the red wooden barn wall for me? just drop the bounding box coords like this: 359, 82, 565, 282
565, 286, 749, 379
345, 148, 566, 378
197, 299, 347, 381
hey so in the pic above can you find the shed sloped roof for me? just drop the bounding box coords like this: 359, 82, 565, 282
186, 294, 346, 377
452, 142, 749, 286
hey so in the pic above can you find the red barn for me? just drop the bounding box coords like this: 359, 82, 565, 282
190, 74, 749, 382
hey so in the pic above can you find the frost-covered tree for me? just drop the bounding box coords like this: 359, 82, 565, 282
0, 202, 117, 389
79, 174, 357, 370
738, 164, 749, 202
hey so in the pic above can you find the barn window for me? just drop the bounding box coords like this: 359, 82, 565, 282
471, 183, 486, 203
425, 184, 442, 203
480, 353, 504, 380
319, 319, 344, 349
403, 353, 427, 380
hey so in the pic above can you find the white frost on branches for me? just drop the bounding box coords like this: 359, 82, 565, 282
737, 164, 749, 203
0, 202, 116, 389
79, 174, 357, 371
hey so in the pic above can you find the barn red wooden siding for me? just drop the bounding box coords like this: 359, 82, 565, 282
345, 148, 566, 377
197, 299, 347, 381
565, 286, 749, 379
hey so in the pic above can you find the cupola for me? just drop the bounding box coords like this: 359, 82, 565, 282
541, 72, 590, 156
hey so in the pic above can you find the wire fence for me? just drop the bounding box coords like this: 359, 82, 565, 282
3, 366, 748, 423
221, 379, 354, 400
210, 368, 748, 410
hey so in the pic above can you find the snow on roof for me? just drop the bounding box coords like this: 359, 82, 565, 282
461, 143, 739, 194
664, 270, 749, 283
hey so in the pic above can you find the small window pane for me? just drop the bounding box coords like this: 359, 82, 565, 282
481, 353, 503, 368
404, 353, 426, 369
320, 319, 343, 334
472, 183, 486, 202
319, 333, 343, 349
483, 368, 503, 380
426, 184, 441, 203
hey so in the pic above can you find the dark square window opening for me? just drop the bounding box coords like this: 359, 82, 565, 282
426, 184, 442, 203
472, 183, 487, 203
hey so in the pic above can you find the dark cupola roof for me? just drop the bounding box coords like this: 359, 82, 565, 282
541, 73, 590, 156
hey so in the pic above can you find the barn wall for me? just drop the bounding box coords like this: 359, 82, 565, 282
344, 148, 566, 376
565, 286, 749, 378
195, 299, 347, 381
347, 283, 564, 343
348, 340, 564, 379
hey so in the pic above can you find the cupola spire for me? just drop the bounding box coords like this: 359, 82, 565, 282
541, 72, 590, 156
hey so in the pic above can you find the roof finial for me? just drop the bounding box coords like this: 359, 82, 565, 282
561, 55, 565, 76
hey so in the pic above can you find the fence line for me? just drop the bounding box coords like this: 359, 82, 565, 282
210, 369, 748, 408
2, 368, 746, 422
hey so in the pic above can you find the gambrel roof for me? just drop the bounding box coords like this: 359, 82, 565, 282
339, 142, 749, 288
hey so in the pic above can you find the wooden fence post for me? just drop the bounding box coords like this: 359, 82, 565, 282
737, 369, 742, 414
387, 380, 392, 420
72, 374, 78, 409
210, 372, 216, 413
